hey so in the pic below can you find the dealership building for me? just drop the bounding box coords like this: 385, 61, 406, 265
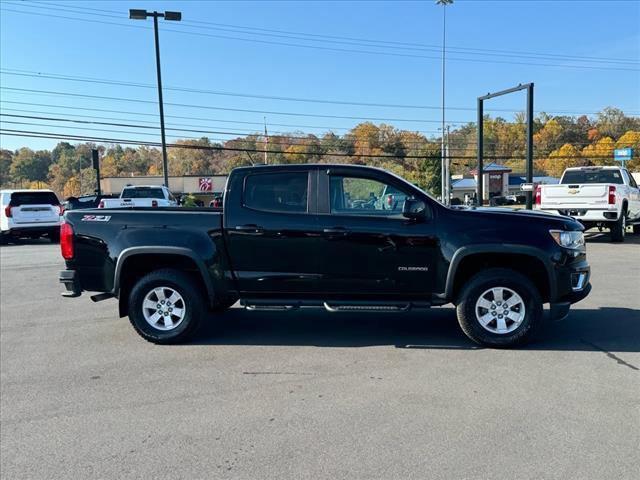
100, 175, 229, 201
451, 163, 558, 202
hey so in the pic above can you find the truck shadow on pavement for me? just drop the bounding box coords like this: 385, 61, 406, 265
585, 231, 640, 244
194, 306, 640, 354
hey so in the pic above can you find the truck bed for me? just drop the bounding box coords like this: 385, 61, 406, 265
64, 207, 225, 295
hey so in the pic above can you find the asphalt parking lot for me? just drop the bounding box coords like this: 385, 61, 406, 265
1, 235, 639, 480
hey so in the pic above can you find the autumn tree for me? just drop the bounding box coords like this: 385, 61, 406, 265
540, 144, 586, 177
615, 130, 640, 171
0, 149, 13, 187
10, 148, 52, 183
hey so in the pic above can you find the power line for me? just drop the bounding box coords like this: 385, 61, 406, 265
0, 116, 448, 149
23, 1, 639, 66
1, 100, 427, 133
1, 109, 634, 151
3, 69, 637, 116
2, 5, 639, 72
0, 86, 467, 123
0, 128, 624, 160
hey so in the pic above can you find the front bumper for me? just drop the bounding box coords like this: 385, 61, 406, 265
59, 270, 81, 298
549, 261, 591, 321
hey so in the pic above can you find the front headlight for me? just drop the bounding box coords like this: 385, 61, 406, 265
549, 230, 584, 249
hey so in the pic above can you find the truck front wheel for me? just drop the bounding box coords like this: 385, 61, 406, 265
456, 268, 543, 348
128, 268, 205, 344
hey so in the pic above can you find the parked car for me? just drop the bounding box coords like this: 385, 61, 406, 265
1, 189, 62, 243
208, 194, 223, 208
535, 166, 640, 241
98, 185, 178, 209
59, 164, 591, 348
64, 194, 118, 211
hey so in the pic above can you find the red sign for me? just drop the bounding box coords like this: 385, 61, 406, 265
199, 177, 213, 191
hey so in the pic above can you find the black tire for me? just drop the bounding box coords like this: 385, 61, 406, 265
610, 209, 626, 242
128, 268, 205, 344
633, 223, 640, 235
456, 268, 543, 348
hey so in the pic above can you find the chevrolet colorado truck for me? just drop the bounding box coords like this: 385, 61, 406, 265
59, 164, 591, 347
535, 166, 640, 242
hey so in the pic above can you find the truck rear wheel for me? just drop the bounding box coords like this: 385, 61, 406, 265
128, 268, 205, 344
456, 268, 543, 348
610, 210, 626, 242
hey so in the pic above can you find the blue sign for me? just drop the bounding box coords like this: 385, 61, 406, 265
614, 148, 632, 161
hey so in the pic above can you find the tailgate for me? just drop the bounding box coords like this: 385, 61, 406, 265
541, 184, 609, 207
103, 198, 151, 208
12, 204, 60, 224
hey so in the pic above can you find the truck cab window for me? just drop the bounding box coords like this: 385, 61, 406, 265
244, 172, 308, 213
330, 175, 409, 216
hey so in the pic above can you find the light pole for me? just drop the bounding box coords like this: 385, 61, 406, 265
129, 9, 182, 188
436, 0, 452, 204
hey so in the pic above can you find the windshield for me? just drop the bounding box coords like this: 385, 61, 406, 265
561, 169, 624, 185
10, 191, 59, 206
121, 187, 165, 199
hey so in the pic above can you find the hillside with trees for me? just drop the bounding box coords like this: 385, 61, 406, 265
1, 107, 638, 198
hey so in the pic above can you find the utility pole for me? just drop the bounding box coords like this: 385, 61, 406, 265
264, 117, 268, 164
445, 125, 451, 205
129, 9, 182, 187
78, 153, 82, 196
437, 0, 453, 203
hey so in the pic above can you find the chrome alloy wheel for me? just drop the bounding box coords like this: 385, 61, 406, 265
142, 287, 186, 331
474, 287, 526, 334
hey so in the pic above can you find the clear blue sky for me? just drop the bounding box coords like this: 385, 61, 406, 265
1, 0, 639, 151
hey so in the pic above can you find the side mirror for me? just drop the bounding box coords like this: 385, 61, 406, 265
402, 198, 427, 221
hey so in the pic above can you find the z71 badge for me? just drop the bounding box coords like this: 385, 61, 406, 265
81, 215, 111, 222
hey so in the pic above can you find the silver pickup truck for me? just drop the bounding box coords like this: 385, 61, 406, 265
535, 166, 640, 242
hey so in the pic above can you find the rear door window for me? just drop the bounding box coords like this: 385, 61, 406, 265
10, 191, 59, 206
121, 188, 165, 199
561, 170, 624, 184
243, 172, 308, 213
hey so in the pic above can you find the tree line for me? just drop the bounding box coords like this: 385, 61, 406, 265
1, 107, 638, 198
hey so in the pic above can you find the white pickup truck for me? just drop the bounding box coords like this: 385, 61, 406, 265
535, 166, 640, 242
98, 185, 177, 209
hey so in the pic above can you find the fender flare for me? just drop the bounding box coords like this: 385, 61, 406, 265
444, 244, 557, 302
113, 246, 215, 305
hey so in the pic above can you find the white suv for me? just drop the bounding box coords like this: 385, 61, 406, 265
1, 189, 63, 244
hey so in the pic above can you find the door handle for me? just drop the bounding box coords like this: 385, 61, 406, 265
235, 224, 264, 234
323, 227, 349, 236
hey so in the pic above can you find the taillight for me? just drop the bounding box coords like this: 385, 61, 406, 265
60, 222, 74, 260
608, 185, 616, 205
4, 205, 12, 217
535, 186, 541, 205
151, 200, 158, 207
98, 200, 104, 208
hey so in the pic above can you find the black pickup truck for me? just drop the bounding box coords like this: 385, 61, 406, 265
59, 164, 591, 347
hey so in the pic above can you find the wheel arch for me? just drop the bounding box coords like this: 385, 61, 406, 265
114, 247, 216, 317
445, 244, 556, 304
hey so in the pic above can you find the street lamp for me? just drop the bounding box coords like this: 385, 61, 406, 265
129, 9, 182, 187
436, 0, 453, 204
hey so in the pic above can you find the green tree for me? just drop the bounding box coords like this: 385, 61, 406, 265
0, 149, 13, 187
10, 148, 52, 182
